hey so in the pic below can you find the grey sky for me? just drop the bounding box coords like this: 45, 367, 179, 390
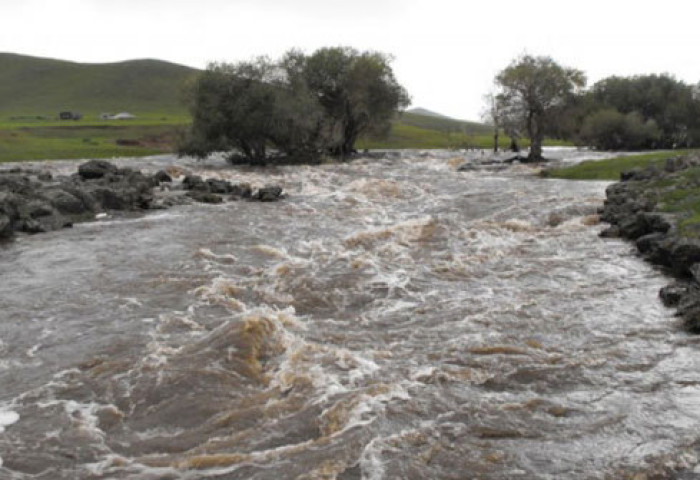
2, 0, 699, 120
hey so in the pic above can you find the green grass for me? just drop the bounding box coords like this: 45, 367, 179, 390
0, 125, 181, 162
543, 150, 697, 180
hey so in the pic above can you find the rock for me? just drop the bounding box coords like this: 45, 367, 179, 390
254, 185, 283, 202
599, 226, 620, 238
153, 170, 172, 183
23, 201, 54, 218
669, 241, 700, 276
636, 232, 666, 255
78, 160, 119, 180
182, 175, 207, 191
187, 191, 223, 204
206, 178, 233, 194
660, 283, 690, 307
0, 214, 11, 239
37, 171, 53, 182
231, 183, 252, 198
42, 189, 90, 215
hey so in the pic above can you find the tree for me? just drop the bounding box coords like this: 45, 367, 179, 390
302, 47, 410, 157
580, 109, 660, 150
589, 74, 700, 148
179, 47, 409, 164
481, 92, 501, 153
495, 55, 585, 161
179, 57, 326, 165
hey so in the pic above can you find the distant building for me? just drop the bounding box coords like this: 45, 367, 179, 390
59, 111, 82, 120
99, 112, 136, 120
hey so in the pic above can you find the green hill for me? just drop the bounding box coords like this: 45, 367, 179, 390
0, 53, 199, 119
399, 112, 492, 136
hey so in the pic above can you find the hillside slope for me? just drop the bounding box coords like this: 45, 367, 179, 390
0, 53, 199, 117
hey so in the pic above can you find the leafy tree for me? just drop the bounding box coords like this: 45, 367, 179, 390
589, 74, 700, 148
180, 47, 409, 163
495, 55, 585, 161
301, 47, 410, 157
580, 109, 660, 150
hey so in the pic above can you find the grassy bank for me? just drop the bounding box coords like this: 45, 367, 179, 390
543, 150, 697, 180
1, 114, 572, 163
0, 124, 183, 163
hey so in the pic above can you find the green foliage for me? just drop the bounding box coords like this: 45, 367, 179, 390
494, 55, 585, 160
180, 47, 409, 163
300, 47, 410, 155
580, 109, 660, 150
573, 75, 700, 149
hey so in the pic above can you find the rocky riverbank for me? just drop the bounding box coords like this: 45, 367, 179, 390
0, 159, 283, 240
599, 154, 700, 332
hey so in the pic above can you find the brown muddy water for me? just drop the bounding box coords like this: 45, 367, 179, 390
2, 150, 700, 479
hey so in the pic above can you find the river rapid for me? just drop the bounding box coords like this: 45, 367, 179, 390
2, 150, 700, 479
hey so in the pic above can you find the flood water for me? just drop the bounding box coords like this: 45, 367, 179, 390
2, 150, 700, 479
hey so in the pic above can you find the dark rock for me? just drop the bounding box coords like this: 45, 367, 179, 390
187, 191, 223, 204
636, 232, 666, 254
231, 183, 252, 198
206, 178, 233, 194
24, 201, 54, 218
37, 171, 53, 182
153, 170, 172, 183
42, 189, 90, 215
19, 218, 47, 234
254, 185, 283, 202
182, 175, 207, 191
0, 214, 11, 239
669, 241, 700, 276
660, 283, 689, 307
0, 174, 34, 194
78, 160, 119, 180
599, 226, 620, 238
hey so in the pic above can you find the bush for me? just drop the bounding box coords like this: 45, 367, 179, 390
580, 109, 660, 150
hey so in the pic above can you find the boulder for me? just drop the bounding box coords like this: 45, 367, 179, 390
182, 175, 207, 191
660, 283, 690, 307
153, 170, 172, 183
0, 213, 12, 239
187, 191, 223, 204
78, 160, 119, 180
42, 189, 90, 215
669, 241, 700, 276
599, 226, 620, 238
206, 178, 233, 194
254, 185, 283, 202
231, 183, 252, 198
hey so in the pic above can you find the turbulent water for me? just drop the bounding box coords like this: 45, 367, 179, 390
2, 150, 700, 479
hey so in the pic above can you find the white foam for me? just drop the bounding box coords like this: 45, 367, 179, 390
0, 409, 19, 433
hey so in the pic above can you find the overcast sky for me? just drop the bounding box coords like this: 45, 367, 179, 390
3, 0, 699, 120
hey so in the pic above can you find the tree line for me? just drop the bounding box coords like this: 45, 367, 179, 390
487, 55, 700, 161
179, 47, 409, 164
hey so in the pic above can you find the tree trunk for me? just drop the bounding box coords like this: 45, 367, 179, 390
493, 128, 499, 153
526, 111, 544, 162
510, 138, 520, 152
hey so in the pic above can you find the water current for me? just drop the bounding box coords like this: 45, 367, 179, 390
2, 150, 700, 479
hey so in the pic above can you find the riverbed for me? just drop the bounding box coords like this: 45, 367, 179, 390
1, 150, 699, 479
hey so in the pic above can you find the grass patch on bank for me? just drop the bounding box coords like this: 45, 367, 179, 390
543, 150, 697, 180
0, 124, 180, 162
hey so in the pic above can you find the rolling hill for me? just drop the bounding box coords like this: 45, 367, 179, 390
0, 53, 199, 117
